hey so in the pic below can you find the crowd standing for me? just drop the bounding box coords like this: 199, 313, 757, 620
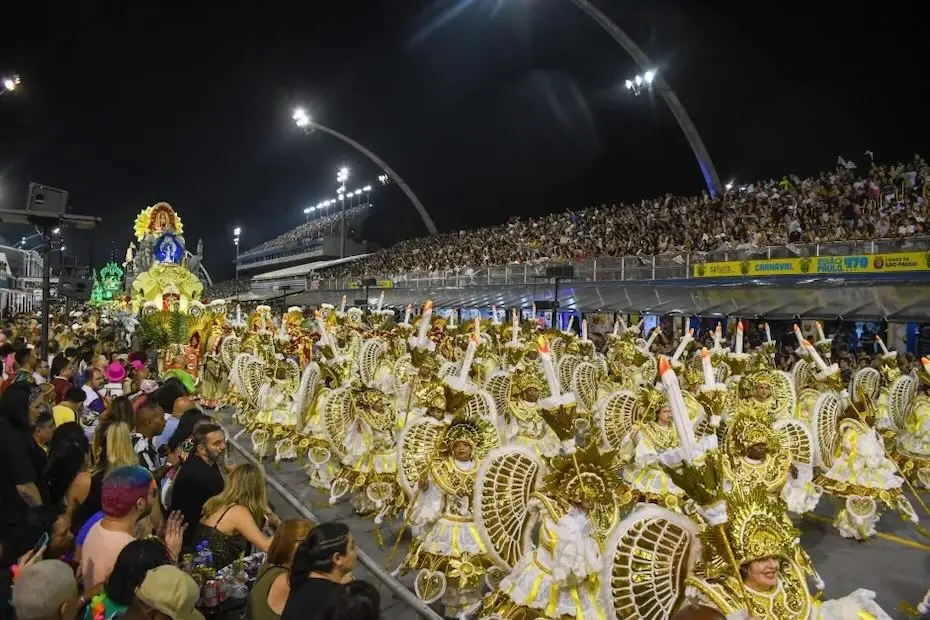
0, 310, 380, 620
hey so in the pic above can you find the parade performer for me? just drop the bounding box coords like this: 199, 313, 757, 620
475, 442, 632, 620
398, 412, 500, 617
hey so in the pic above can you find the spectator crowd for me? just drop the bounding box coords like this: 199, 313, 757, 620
304, 155, 929, 278
0, 311, 380, 620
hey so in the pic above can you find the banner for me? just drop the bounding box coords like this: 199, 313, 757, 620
348, 279, 394, 289
692, 251, 930, 278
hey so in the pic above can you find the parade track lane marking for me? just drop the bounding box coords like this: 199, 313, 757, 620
802, 513, 930, 552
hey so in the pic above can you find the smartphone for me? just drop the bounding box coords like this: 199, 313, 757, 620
33, 531, 49, 553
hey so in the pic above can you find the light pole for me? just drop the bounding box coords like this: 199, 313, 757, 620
233, 227, 241, 302
336, 166, 349, 258
569, 0, 722, 196
1, 74, 21, 97
292, 107, 438, 235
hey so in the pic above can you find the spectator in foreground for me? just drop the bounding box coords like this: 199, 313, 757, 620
46, 422, 92, 509
282, 522, 357, 620
11, 560, 79, 620
0, 384, 47, 547
81, 538, 173, 620
322, 580, 380, 620
194, 462, 278, 569
171, 423, 226, 548
121, 564, 204, 620
32, 410, 55, 455
246, 518, 313, 620
78, 465, 156, 589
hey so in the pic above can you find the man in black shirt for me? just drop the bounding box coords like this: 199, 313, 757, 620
170, 422, 226, 548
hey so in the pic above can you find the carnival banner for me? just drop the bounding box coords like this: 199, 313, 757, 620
348, 279, 394, 289
691, 251, 930, 278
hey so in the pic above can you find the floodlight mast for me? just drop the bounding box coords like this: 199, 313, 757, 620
292, 108, 438, 234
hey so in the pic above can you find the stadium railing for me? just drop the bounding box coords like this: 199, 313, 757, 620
310, 235, 930, 290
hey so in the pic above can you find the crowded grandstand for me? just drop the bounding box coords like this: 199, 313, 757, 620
205, 154, 928, 297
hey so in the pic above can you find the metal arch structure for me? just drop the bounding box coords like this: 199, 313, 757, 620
303, 123, 438, 235
569, 0, 723, 197
184, 250, 214, 287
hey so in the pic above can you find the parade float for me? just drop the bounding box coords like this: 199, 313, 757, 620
126, 201, 205, 313
126, 202, 214, 387
89, 260, 126, 307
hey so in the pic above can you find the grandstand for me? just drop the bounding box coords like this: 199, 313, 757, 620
209, 154, 930, 310
215, 189, 374, 301
309, 154, 929, 281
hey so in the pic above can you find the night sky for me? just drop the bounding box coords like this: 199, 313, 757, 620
1, 0, 927, 282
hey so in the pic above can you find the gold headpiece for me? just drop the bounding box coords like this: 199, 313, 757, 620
745, 350, 773, 374
723, 484, 797, 568
680, 364, 704, 389
725, 410, 779, 455
442, 414, 496, 460
637, 386, 669, 421
542, 443, 621, 505
512, 368, 547, 394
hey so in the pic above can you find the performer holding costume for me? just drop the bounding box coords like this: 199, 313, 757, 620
683, 484, 891, 620
887, 358, 930, 489
326, 388, 404, 523
475, 442, 633, 620
622, 387, 687, 508
398, 411, 500, 617
485, 369, 561, 458
723, 409, 822, 515
813, 391, 917, 540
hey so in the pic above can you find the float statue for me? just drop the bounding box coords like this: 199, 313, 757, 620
128, 202, 204, 312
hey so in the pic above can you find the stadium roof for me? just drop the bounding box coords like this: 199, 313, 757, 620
252, 254, 370, 281
288, 273, 930, 321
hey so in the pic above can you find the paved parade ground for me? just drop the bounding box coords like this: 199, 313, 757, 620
216, 407, 930, 619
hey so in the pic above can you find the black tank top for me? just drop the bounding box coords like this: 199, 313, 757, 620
72, 470, 104, 534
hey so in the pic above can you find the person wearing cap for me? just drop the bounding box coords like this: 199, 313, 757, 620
102, 361, 127, 400
123, 565, 205, 620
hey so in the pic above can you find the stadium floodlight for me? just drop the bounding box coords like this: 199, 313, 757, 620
725, 181, 734, 191
338, 194, 345, 200
337, 186, 344, 194
625, 69, 658, 96
378, 174, 389, 185
52, 227, 60, 235
292, 108, 310, 128
337, 167, 350, 185
303, 207, 311, 214
354, 189, 362, 196
363, 186, 371, 192
2, 74, 21, 93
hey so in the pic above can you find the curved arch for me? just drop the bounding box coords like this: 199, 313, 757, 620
569, 0, 723, 196
305, 123, 438, 235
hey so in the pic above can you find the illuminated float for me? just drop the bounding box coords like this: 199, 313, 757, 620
126, 202, 204, 312
89, 261, 126, 307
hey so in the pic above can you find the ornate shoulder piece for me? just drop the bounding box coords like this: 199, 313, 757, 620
473, 445, 545, 569
601, 504, 700, 620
